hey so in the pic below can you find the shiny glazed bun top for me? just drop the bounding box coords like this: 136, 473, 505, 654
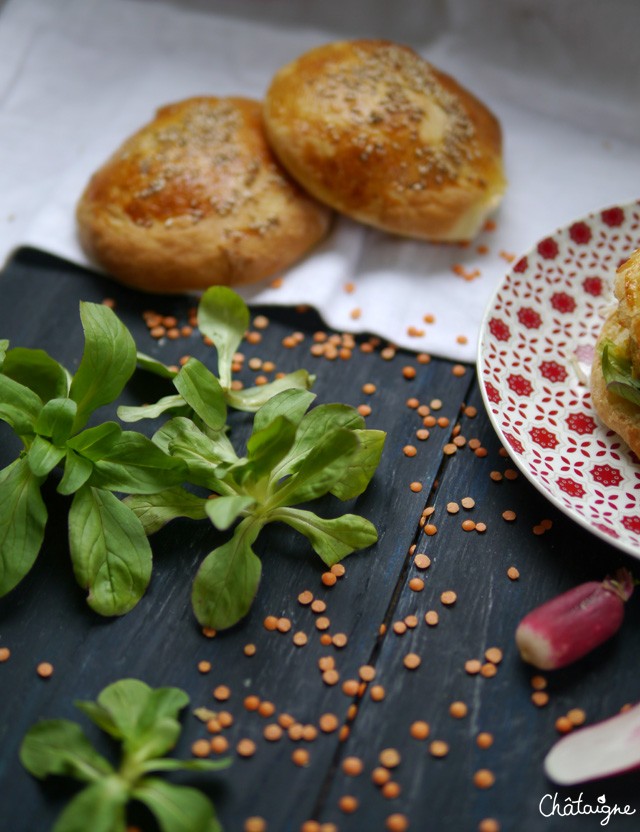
76, 96, 332, 293
264, 39, 507, 242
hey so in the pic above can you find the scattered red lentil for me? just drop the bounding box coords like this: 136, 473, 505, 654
316, 616, 331, 631
424, 523, 438, 536
263, 616, 278, 631
409, 481, 423, 493
343, 756, 364, 777
264, 724, 283, 742
386, 814, 409, 832
531, 691, 550, 707
402, 366, 416, 380
372, 767, 392, 786
425, 610, 439, 626
465, 659, 482, 675
404, 615, 418, 629
410, 721, 430, 740
342, 679, 360, 697
409, 577, 424, 592
461, 519, 476, 532
237, 739, 257, 758
322, 669, 340, 686
258, 701, 275, 718
393, 621, 407, 636
191, 739, 211, 758
449, 701, 468, 719
476, 732, 494, 749
218, 711, 233, 728
0, 647, 10, 662
480, 663, 497, 679
359, 665, 376, 682
292, 748, 310, 767
382, 781, 401, 799
478, 820, 500, 832
507, 567, 520, 581
567, 708, 586, 726
473, 769, 496, 789
276, 617, 292, 633
311, 599, 327, 614
416, 428, 430, 441
379, 748, 401, 768
319, 713, 339, 733
36, 662, 54, 679
331, 563, 346, 577
370, 685, 386, 702
321, 572, 337, 587
440, 591, 457, 606
555, 716, 573, 734
202, 627, 217, 638
211, 735, 229, 754
429, 740, 449, 758
213, 685, 231, 701
484, 647, 503, 664
198, 660, 212, 674
332, 633, 348, 648
530, 675, 547, 690
339, 795, 359, 814
244, 817, 267, 832
357, 404, 372, 417
413, 553, 431, 570
293, 632, 308, 647
502, 510, 517, 522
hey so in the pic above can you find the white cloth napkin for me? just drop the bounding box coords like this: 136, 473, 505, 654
1, 0, 639, 362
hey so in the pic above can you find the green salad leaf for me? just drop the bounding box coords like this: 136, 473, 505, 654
601, 340, 640, 407
20, 679, 228, 832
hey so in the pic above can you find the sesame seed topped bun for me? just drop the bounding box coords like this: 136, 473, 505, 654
263, 40, 507, 243
76, 97, 332, 293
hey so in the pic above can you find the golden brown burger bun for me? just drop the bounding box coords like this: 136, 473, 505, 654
263, 40, 506, 242
76, 97, 332, 293
613, 247, 640, 374
591, 309, 640, 458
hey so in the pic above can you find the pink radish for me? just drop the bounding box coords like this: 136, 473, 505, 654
515, 569, 634, 670
545, 703, 640, 785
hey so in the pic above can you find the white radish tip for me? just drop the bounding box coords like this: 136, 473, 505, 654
544, 703, 640, 785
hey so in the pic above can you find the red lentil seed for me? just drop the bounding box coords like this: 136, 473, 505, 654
264, 724, 283, 742
437, 417, 450, 428
213, 685, 231, 701
473, 769, 496, 789
475, 522, 487, 533
321, 572, 337, 587
379, 748, 401, 768
211, 735, 229, 754
318, 656, 335, 671
302, 724, 318, 742
0, 647, 10, 662
530, 675, 547, 690
440, 590, 457, 606
339, 795, 359, 814
298, 590, 314, 605
292, 748, 310, 767
410, 721, 430, 740
237, 739, 257, 758
465, 659, 482, 674
386, 814, 409, 832
332, 633, 348, 648
258, 701, 275, 718
263, 616, 278, 631
449, 701, 468, 718
452, 364, 466, 377
331, 563, 346, 577
319, 633, 333, 646
443, 443, 457, 455
37, 662, 54, 679
370, 685, 386, 702
288, 723, 304, 741
311, 599, 327, 614
301, 824, 321, 832
319, 713, 339, 733
357, 404, 372, 417
279, 713, 295, 729
403, 445, 418, 457
218, 711, 233, 728
293, 632, 308, 647
507, 566, 520, 581
425, 610, 439, 626
342, 679, 360, 697
322, 669, 340, 686
404, 615, 418, 628
244, 818, 267, 832
478, 821, 500, 832
382, 781, 401, 799
404, 653, 421, 670
316, 616, 331, 631
347, 704, 358, 721
244, 695, 260, 711
490, 471, 503, 482
429, 740, 449, 758
276, 618, 292, 633
531, 691, 550, 707
202, 626, 216, 638
413, 553, 431, 570
393, 621, 407, 635
502, 510, 517, 522
343, 757, 364, 776
191, 739, 211, 758
402, 366, 416, 380
484, 647, 503, 664
461, 497, 475, 509
567, 708, 586, 726
424, 523, 438, 536
198, 660, 212, 674
409, 577, 424, 592
372, 766, 392, 786
477, 732, 494, 749
480, 663, 497, 678
555, 716, 573, 734
504, 469, 519, 481
359, 665, 376, 682
462, 519, 476, 532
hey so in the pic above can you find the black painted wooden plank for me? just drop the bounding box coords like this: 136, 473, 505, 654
316, 383, 640, 832
0, 249, 478, 832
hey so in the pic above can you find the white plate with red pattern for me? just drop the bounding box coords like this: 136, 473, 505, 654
478, 200, 640, 559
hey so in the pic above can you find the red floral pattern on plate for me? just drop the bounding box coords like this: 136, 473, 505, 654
478, 200, 640, 559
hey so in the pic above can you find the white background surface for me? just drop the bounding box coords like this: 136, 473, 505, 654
1, 0, 639, 361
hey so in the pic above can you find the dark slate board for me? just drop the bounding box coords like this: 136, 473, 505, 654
0, 249, 638, 832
